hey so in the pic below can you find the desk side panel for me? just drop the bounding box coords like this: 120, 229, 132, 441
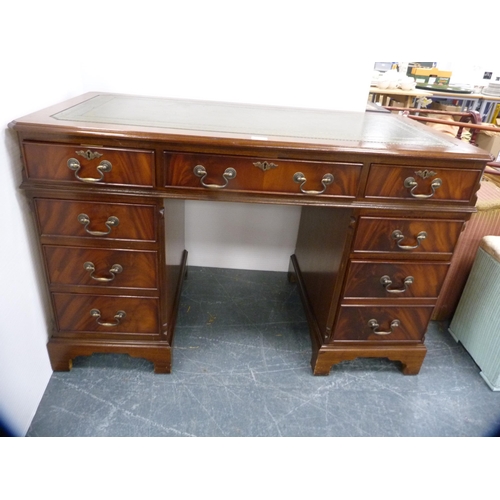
162, 198, 186, 339
294, 206, 354, 339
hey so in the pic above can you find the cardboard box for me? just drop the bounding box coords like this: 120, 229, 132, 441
411, 67, 452, 85
430, 102, 462, 114
411, 68, 452, 78
476, 129, 500, 162
428, 102, 463, 123
406, 62, 434, 77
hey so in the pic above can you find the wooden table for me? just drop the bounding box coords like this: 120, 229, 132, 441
368, 87, 433, 108
424, 90, 484, 113
9, 93, 491, 376
370, 84, 500, 122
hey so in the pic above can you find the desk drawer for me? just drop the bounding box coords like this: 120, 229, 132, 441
23, 142, 155, 187
165, 153, 362, 197
344, 261, 449, 299
44, 246, 158, 290
353, 216, 464, 255
35, 199, 157, 242
365, 164, 482, 203
332, 305, 434, 341
52, 293, 159, 334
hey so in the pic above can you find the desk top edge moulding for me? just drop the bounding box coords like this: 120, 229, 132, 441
9, 92, 492, 376
10, 92, 489, 155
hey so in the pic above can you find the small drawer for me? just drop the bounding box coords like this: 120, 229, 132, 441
35, 199, 157, 242
43, 246, 158, 289
52, 293, 159, 334
332, 305, 435, 341
344, 261, 450, 299
365, 164, 482, 203
165, 152, 362, 197
23, 142, 155, 187
353, 216, 464, 255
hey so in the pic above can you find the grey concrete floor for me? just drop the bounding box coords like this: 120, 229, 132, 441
26, 267, 500, 437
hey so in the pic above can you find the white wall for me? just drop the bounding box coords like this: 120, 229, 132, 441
75, 2, 375, 272
0, 7, 85, 435
438, 61, 500, 86
0, 0, 487, 436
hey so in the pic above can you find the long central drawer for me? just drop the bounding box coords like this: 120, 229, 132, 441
164, 152, 362, 197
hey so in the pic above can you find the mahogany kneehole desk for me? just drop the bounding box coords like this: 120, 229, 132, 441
9, 93, 492, 375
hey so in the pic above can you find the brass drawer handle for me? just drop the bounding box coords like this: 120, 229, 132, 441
293, 172, 334, 195
193, 165, 237, 189
368, 318, 400, 335
404, 176, 442, 199
67, 157, 112, 183
84, 262, 123, 282
380, 275, 414, 294
392, 230, 427, 250
77, 213, 119, 236
90, 308, 126, 327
